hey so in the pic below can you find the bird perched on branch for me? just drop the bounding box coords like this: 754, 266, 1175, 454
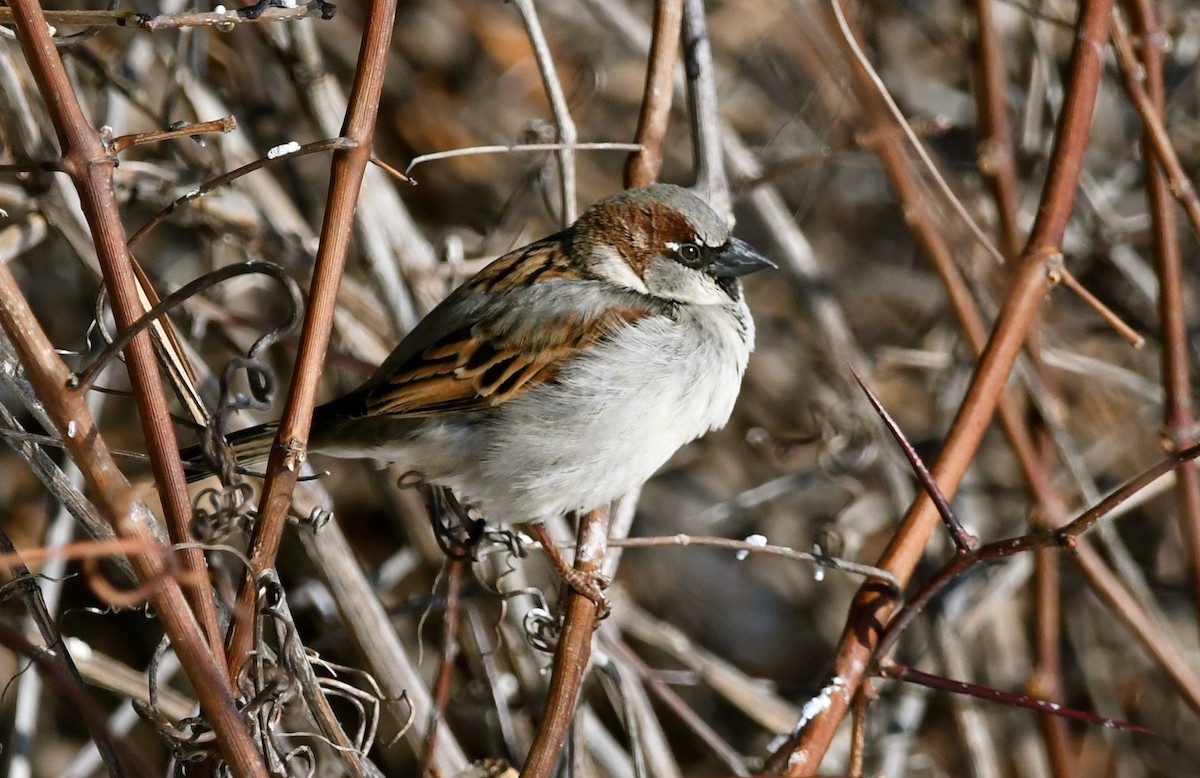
189, 184, 772, 597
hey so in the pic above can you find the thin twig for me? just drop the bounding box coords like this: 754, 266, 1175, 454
972, 0, 1024, 261
269, 17, 433, 331
71, 261, 301, 394
878, 661, 1150, 735
421, 559, 464, 775
108, 115, 235, 154
0, 619, 158, 778
0, 521, 127, 778
1037, 556, 1075, 776
611, 594, 801, 733
829, 0, 1006, 265
126, 137, 356, 248
872, 442, 1200, 697
0, 2, 335, 32
681, 0, 729, 216
60, 652, 185, 778
512, 0, 578, 225
851, 369, 979, 553
0, 388, 124, 560
847, 686, 869, 778
604, 633, 751, 776
1109, 10, 1200, 250
403, 142, 640, 179
1056, 266, 1144, 347
608, 533, 900, 591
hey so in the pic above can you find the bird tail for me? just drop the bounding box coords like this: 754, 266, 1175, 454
180, 422, 279, 483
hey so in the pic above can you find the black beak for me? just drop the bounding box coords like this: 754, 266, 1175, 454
710, 237, 776, 278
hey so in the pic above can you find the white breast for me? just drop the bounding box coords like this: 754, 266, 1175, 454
443, 297, 755, 521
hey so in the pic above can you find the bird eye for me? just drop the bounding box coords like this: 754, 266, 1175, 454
677, 242, 702, 264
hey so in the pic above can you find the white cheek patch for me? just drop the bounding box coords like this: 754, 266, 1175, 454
590, 244, 649, 293
644, 257, 728, 305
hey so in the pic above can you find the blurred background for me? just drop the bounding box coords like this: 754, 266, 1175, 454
2, 1, 1200, 775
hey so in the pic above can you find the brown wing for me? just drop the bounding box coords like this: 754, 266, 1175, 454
359, 306, 651, 418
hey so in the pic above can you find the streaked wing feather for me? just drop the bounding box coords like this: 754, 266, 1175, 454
361, 306, 649, 418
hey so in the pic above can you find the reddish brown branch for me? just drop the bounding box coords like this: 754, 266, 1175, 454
972, 0, 1023, 261
0, 244, 264, 775
1109, 11, 1200, 247
803, 5, 1193, 772
108, 116, 236, 154
225, 0, 399, 680
6, 0, 226, 672
848, 686, 869, 778
769, 1, 1117, 772
1057, 267, 1144, 347
624, 0, 682, 188
421, 559, 464, 775
871, 442, 1200, 703
1, 1, 272, 772
521, 507, 609, 778
891, 436, 1200, 711
1124, 0, 1200, 638
1070, 544, 1200, 709
879, 661, 1150, 735
1032, 544, 1074, 778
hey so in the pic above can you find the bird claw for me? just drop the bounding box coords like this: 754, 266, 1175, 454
560, 568, 611, 619
525, 520, 612, 619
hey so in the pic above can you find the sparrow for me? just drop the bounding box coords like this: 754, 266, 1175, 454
195, 184, 773, 533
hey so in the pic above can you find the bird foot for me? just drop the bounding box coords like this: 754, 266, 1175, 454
526, 521, 611, 619
559, 567, 611, 619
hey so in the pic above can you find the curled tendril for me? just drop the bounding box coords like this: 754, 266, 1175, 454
295, 506, 332, 533
132, 700, 216, 763
400, 477, 486, 561
252, 571, 389, 760
469, 529, 552, 628
191, 482, 256, 543
71, 260, 302, 395
396, 469, 426, 488
202, 350, 282, 485
523, 608, 560, 653
280, 747, 316, 778
53, 317, 104, 359
482, 526, 528, 560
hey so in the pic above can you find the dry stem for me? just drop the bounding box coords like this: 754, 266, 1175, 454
771, 1, 1117, 772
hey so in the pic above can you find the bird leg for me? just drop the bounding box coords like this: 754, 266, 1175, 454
526, 520, 611, 618
402, 474, 485, 560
